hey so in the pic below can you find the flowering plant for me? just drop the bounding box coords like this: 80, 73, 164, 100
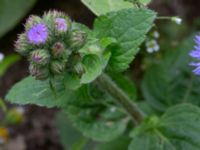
5, 0, 200, 149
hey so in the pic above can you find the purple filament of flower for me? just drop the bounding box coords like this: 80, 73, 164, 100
27, 23, 48, 45
189, 35, 200, 75
55, 18, 67, 32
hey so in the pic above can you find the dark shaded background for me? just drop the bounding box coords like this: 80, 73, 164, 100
0, 0, 200, 149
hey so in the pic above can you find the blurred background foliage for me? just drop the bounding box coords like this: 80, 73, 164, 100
0, 0, 200, 150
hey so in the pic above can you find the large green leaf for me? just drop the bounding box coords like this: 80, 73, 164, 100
94, 8, 156, 72
142, 35, 200, 112
129, 104, 200, 150
96, 136, 131, 150
81, 0, 133, 16
0, 0, 36, 38
56, 112, 96, 150
66, 85, 128, 142
6, 76, 70, 107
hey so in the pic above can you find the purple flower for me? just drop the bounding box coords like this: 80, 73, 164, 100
55, 18, 68, 32
27, 23, 48, 45
189, 35, 200, 75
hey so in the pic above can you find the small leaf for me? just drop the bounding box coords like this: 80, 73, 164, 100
81, 54, 103, 84
129, 104, 200, 150
6, 76, 70, 108
0, 0, 36, 37
94, 8, 156, 72
0, 54, 21, 76
64, 72, 81, 90
81, 0, 133, 16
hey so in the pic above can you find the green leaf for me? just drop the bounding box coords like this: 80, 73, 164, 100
129, 104, 200, 150
142, 35, 200, 112
56, 112, 93, 150
64, 72, 81, 90
0, 54, 21, 76
125, 0, 151, 5
96, 136, 131, 150
81, 54, 103, 84
6, 76, 70, 108
94, 8, 156, 72
81, 0, 133, 16
0, 0, 36, 38
66, 85, 128, 142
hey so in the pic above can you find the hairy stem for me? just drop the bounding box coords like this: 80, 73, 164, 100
97, 73, 145, 125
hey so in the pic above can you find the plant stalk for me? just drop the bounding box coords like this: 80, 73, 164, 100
97, 73, 145, 125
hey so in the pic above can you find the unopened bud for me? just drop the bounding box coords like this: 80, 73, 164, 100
25, 15, 43, 31
30, 49, 50, 66
70, 30, 87, 49
15, 33, 30, 55
51, 42, 66, 58
29, 64, 49, 80
50, 60, 66, 74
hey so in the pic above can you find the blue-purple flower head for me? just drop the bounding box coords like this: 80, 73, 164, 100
27, 23, 48, 45
55, 18, 68, 32
189, 35, 200, 75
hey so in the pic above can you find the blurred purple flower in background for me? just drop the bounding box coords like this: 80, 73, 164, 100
189, 35, 200, 75
55, 18, 68, 32
27, 23, 48, 45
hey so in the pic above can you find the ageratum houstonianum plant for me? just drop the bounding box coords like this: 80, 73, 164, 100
6, 1, 200, 149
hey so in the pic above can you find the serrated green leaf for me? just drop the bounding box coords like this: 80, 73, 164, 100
56, 112, 93, 150
66, 85, 128, 142
6, 76, 70, 108
94, 8, 156, 72
0, 0, 36, 38
129, 104, 200, 150
81, 0, 133, 16
96, 136, 131, 150
81, 54, 103, 84
142, 35, 200, 112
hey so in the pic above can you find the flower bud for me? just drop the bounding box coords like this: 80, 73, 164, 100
50, 60, 66, 74
43, 10, 71, 34
70, 30, 87, 49
51, 42, 69, 58
30, 49, 50, 66
29, 64, 49, 80
15, 33, 30, 55
74, 62, 85, 76
25, 15, 43, 31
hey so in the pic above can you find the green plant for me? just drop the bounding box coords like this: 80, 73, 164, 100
5, 0, 200, 150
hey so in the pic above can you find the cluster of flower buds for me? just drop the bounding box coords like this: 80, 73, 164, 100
145, 30, 160, 53
15, 11, 87, 80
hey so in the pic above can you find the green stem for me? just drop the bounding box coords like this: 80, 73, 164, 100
97, 73, 145, 125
